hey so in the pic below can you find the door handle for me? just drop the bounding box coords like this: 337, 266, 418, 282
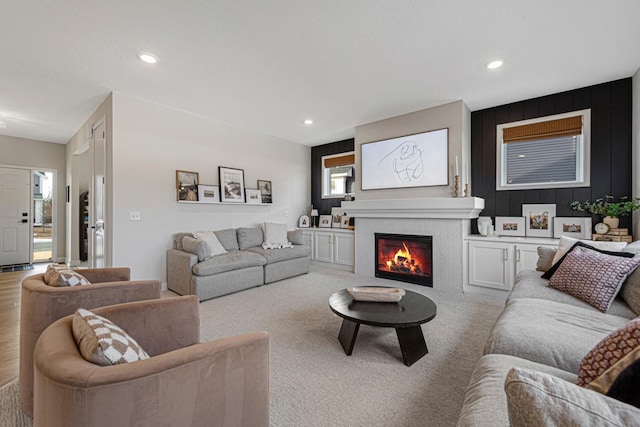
504, 248, 509, 261
517, 249, 521, 262
20, 219, 28, 223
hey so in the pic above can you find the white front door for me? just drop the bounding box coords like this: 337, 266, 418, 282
0, 167, 31, 265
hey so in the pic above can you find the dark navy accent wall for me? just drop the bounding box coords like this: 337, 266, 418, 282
471, 78, 633, 232
311, 138, 355, 215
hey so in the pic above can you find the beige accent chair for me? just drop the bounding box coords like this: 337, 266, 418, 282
33, 296, 270, 427
20, 267, 161, 416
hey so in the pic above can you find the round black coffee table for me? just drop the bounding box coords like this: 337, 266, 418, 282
329, 288, 437, 366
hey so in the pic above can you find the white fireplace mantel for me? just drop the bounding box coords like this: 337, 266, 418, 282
342, 197, 485, 294
342, 197, 484, 219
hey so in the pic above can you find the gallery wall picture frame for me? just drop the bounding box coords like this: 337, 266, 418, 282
197, 185, 220, 203
245, 188, 262, 204
332, 214, 342, 228
522, 204, 556, 238
495, 216, 526, 237
319, 215, 332, 228
340, 216, 351, 229
257, 179, 272, 204
219, 166, 245, 203
553, 217, 592, 239
298, 215, 310, 228
176, 170, 199, 202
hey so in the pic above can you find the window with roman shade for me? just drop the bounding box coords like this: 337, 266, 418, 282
321, 152, 355, 198
496, 110, 591, 191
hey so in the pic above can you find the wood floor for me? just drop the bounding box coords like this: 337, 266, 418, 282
0, 265, 46, 387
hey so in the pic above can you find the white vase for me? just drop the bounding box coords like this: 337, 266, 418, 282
477, 217, 492, 236
603, 216, 619, 229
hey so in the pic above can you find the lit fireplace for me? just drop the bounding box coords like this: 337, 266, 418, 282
375, 233, 433, 286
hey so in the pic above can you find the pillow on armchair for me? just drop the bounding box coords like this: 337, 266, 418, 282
44, 264, 91, 287
72, 308, 149, 366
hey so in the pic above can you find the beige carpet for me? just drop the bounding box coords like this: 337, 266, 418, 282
0, 266, 503, 426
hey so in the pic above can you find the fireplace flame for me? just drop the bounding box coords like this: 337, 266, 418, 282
384, 242, 423, 275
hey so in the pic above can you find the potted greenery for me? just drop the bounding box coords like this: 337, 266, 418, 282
570, 195, 640, 229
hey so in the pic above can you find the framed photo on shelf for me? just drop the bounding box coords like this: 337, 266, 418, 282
176, 170, 199, 202
257, 179, 272, 204
245, 188, 262, 204
495, 217, 526, 237
319, 215, 332, 228
219, 166, 245, 203
332, 214, 342, 228
522, 204, 556, 238
553, 217, 592, 239
298, 215, 310, 228
197, 185, 219, 203
340, 216, 351, 229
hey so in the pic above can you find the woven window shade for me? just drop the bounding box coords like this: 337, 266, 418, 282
503, 116, 582, 143
323, 154, 355, 168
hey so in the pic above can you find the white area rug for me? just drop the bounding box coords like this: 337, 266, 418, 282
0, 266, 502, 427
199, 266, 502, 427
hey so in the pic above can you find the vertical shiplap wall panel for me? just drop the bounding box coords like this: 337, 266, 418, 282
471, 78, 633, 233
310, 138, 355, 215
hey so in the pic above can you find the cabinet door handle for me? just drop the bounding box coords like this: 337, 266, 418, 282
517, 249, 521, 262
504, 248, 509, 261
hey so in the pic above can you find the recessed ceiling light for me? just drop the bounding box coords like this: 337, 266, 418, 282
486, 59, 503, 70
137, 52, 159, 64
0, 121, 6, 129
303, 119, 314, 125
518, 154, 526, 158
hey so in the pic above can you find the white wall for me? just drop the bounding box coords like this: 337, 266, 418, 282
354, 100, 471, 200
633, 67, 640, 240
111, 92, 310, 281
0, 134, 66, 261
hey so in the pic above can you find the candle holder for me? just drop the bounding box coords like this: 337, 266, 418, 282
464, 183, 470, 197
454, 175, 460, 197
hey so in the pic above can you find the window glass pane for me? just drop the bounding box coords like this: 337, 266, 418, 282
505, 136, 578, 185
322, 161, 354, 198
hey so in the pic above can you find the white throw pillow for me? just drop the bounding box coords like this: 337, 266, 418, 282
262, 222, 292, 249
552, 236, 627, 265
193, 231, 227, 256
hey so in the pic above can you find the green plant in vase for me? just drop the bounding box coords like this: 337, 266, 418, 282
570, 195, 640, 229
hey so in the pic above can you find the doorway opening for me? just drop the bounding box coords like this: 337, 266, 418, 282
33, 171, 54, 263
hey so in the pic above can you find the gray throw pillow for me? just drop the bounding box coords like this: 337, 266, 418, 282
287, 230, 304, 246
619, 255, 640, 315
173, 232, 193, 250
237, 227, 264, 250
536, 246, 557, 272
504, 368, 640, 426
182, 236, 210, 262
214, 229, 240, 251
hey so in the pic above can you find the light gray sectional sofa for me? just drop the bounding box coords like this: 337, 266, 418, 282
166, 227, 310, 302
458, 264, 640, 425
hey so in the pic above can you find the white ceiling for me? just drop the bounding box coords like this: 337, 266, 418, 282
1, 1, 639, 146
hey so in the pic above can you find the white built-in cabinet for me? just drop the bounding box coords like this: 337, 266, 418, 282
465, 235, 559, 295
300, 228, 354, 271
